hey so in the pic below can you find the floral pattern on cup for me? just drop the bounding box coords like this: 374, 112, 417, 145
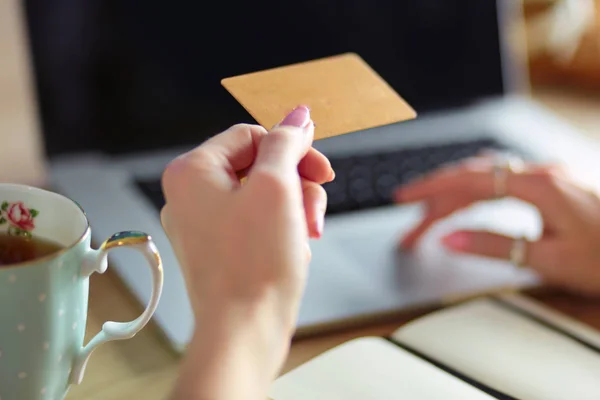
0, 201, 39, 238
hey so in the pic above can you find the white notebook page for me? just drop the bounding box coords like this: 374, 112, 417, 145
393, 298, 600, 400
269, 337, 494, 400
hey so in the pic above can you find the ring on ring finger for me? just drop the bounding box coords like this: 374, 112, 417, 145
509, 236, 527, 269
492, 156, 524, 199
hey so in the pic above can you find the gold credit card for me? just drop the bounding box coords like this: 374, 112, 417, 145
221, 53, 417, 140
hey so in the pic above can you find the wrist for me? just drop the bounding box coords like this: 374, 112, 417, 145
194, 286, 299, 347
173, 295, 294, 400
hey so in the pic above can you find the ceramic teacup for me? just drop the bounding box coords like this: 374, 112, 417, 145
0, 184, 163, 399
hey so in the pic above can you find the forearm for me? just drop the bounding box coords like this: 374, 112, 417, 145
171, 299, 293, 400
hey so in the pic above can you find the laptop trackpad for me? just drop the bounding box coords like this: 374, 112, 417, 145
343, 199, 540, 295
298, 200, 540, 329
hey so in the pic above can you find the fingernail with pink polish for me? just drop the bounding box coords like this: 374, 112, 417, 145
442, 232, 469, 251
280, 105, 311, 128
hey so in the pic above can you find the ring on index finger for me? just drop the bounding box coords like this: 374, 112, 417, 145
491, 155, 524, 199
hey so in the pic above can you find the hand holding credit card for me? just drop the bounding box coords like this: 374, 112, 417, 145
221, 53, 417, 140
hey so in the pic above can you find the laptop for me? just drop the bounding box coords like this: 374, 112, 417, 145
19, 0, 600, 351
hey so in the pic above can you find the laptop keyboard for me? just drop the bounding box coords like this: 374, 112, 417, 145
135, 138, 512, 216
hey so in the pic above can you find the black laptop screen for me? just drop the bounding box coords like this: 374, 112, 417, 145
23, 0, 506, 157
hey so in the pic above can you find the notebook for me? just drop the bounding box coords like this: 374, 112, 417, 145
269, 293, 600, 400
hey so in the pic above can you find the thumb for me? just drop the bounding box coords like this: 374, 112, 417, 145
441, 230, 552, 271
251, 105, 314, 178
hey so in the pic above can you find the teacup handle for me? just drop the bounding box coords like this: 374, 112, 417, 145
70, 231, 164, 385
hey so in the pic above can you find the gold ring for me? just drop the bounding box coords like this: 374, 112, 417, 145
509, 236, 527, 268
492, 156, 524, 199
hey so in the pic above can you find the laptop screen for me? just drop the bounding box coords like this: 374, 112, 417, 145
23, 0, 506, 157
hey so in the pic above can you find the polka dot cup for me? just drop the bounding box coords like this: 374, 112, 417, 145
0, 184, 164, 399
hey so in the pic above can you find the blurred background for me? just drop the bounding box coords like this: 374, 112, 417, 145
1, 0, 600, 186
0, 0, 600, 183
523, 0, 600, 135
525, 0, 600, 91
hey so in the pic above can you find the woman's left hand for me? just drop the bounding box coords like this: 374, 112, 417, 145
394, 155, 600, 297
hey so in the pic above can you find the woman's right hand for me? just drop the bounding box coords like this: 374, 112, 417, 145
395, 157, 600, 296
162, 106, 332, 400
